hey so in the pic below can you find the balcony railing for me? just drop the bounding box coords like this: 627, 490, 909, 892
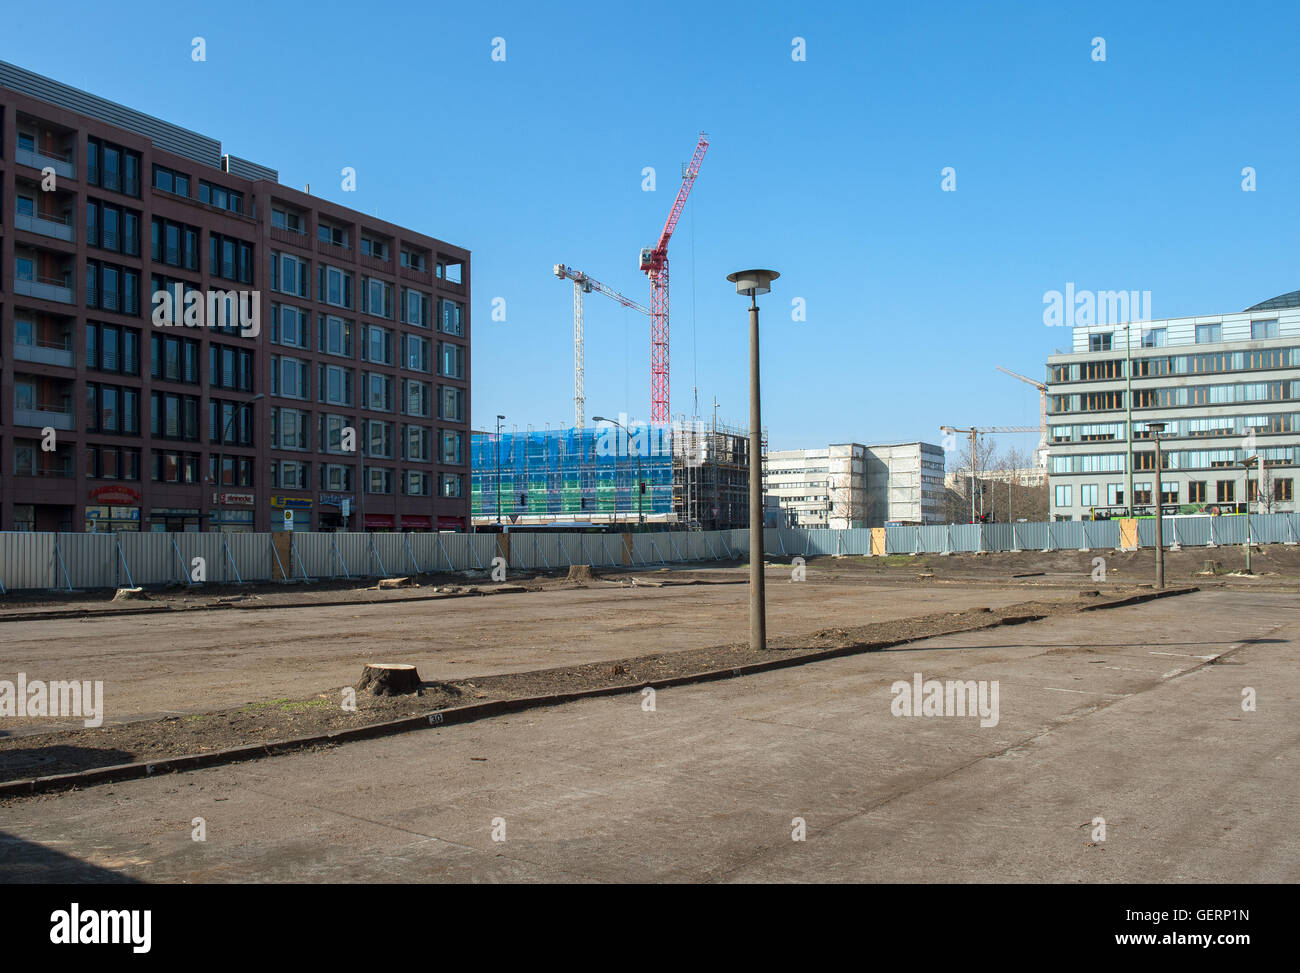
15, 146, 75, 180
14, 210, 74, 242
14, 335, 74, 367
15, 464, 74, 478
14, 402, 74, 431
399, 264, 431, 283
271, 225, 310, 249
13, 274, 75, 305
317, 237, 352, 258
360, 253, 393, 274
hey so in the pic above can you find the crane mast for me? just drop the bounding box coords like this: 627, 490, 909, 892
640, 132, 709, 424
553, 264, 649, 432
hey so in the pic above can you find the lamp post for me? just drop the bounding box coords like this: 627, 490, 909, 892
1242, 454, 1258, 573
495, 414, 506, 526
594, 416, 642, 527
214, 392, 264, 532
727, 268, 779, 652
1147, 421, 1166, 589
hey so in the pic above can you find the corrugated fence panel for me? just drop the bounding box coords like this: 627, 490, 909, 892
884, 527, 912, 554
56, 533, 120, 589
227, 533, 273, 582
170, 533, 223, 584
949, 524, 980, 553
117, 531, 175, 586
0, 532, 56, 590
1082, 521, 1119, 550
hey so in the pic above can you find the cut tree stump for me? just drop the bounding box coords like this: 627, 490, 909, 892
356, 663, 422, 696
566, 564, 596, 583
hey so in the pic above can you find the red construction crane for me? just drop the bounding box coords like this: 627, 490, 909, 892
640, 131, 709, 424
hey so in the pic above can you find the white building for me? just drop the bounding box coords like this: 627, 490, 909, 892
764, 442, 945, 528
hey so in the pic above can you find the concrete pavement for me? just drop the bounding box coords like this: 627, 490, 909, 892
1, 588, 1295, 882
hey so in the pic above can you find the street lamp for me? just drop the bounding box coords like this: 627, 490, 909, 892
594, 416, 643, 527
1147, 421, 1166, 589
214, 392, 264, 532
1242, 454, 1258, 574
495, 414, 506, 526
726, 268, 779, 652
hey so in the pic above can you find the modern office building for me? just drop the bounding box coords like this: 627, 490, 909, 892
1046, 295, 1300, 520
1, 62, 471, 533
764, 441, 945, 528
470, 420, 752, 530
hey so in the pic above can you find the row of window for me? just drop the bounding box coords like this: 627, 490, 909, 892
1052, 380, 1300, 414
1053, 344, 1297, 384
87, 138, 142, 197
1051, 446, 1296, 474
1055, 477, 1294, 508
1050, 414, 1298, 443
269, 408, 463, 462
269, 253, 462, 332
269, 358, 464, 417
275, 462, 463, 497
267, 313, 464, 374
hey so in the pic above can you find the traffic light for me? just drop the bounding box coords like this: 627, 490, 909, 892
518, 493, 526, 506
640, 481, 646, 495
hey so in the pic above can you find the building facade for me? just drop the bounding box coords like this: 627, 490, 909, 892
1046, 295, 1300, 521
764, 441, 945, 528
1, 62, 471, 533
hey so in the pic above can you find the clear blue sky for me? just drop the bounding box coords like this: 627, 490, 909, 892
7, 0, 1300, 459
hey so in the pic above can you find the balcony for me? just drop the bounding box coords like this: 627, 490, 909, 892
14, 402, 74, 431
14, 334, 75, 368
14, 274, 75, 304
14, 210, 75, 242
15, 145, 75, 180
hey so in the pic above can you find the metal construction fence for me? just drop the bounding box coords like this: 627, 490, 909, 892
0, 515, 1295, 593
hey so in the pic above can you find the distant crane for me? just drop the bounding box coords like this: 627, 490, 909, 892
640, 132, 709, 424
940, 424, 1041, 523
996, 366, 1050, 468
553, 264, 649, 432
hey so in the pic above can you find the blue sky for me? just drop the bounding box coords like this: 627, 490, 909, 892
7, 0, 1300, 458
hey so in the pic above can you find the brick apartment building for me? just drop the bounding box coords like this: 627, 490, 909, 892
0, 61, 470, 533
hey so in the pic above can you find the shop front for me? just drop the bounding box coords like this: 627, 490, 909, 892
438, 515, 465, 531
400, 514, 432, 532
316, 493, 352, 531
270, 495, 313, 531
150, 508, 201, 532
211, 492, 256, 532
364, 513, 395, 532
86, 486, 142, 533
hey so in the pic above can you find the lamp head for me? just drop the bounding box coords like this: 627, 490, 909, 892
726, 269, 780, 297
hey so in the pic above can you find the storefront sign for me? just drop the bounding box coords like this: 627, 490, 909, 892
89, 485, 141, 505
269, 495, 313, 509
320, 493, 352, 508
212, 492, 255, 506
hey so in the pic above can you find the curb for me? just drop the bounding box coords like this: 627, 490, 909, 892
0, 585, 1198, 798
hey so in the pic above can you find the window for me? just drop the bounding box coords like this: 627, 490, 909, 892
86, 323, 141, 375
320, 364, 354, 406
152, 164, 190, 197
1088, 333, 1112, 352
441, 429, 463, 465
1054, 484, 1072, 508
210, 398, 254, 446
320, 315, 354, 357
366, 420, 393, 458
272, 304, 309, 348
1196, 324, 1223, 344
440, 472, 464, 498
366, 467, 394, 494
439, 341, 464, 378
198, 180, 243, 214
403, 380, 430, 417
401, 249, 427, 271
404, 334, 430, 372
1080, 483, 1098, 508
209, 455, 253, 488
271, 408, 310, 451
322, 415, 355, 455
87, 199, 141, 255
322, 464, 353, 492
438, 385, 464, 422
318, 221, 349, 248
210, 343, 253, 391
151, 450, 200, 484
85, 383, 140, 435
439, 299, 464, 336
1275, 478, 1294, 502
364, 372, 393, 412
402, 288, 430, 326
86, 261, 141, 315
405, 471, 431, 496
1251, 319, 1279, 340
1188, 481, 1207, 503
271, 355, 309, 399
87, 445, 141, 481
273, 460, 310, 489
363, 325, 393, 364
209, 233, 253, 283
319, 265, 353, 308
88, 138, 140, 197
271, 251, 310, 297
361, 236, 389, 260
362, 277, 392, 318
1106, 483, 1124, 506
150, 391, 200, 441
271, 207, 304, 233
1215, 480, 1235, 503
404, 425, 431, 462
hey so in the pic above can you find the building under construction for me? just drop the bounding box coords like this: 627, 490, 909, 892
470, 420, 754, 530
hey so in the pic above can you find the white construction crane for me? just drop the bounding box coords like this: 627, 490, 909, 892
554, 264, 649, 432
995, 366, 1050, 468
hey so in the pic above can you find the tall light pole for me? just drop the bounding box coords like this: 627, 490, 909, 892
1148, 421, 1165, 589
214, 392, 263, 532
495, 414, 506, 526
594, 416, 643, 528
727, 268, 778, 652
1242, 454, 1258, 573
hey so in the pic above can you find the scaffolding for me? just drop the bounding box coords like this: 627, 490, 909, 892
671, 416, 758, 531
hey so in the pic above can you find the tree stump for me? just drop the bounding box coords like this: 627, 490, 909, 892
566, 564, 595, 582
356, 663, 422, 696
